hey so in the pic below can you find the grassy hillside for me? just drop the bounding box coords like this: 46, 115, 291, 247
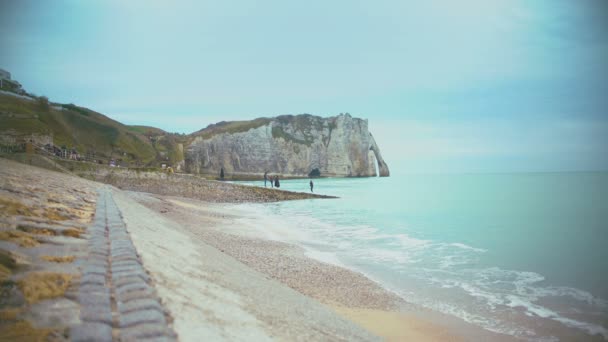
127, 125, 167, 135
0, 88, 338, 170
0, 93, 183, 166
193, 117, 272, 139
193, 114, 337, 147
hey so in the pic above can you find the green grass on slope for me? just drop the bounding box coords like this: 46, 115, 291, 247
0, 93, 162, 165
195, 117, 272, 139
127, 125, 167, 135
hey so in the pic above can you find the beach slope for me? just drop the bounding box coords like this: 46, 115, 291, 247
112, 189, 380, 341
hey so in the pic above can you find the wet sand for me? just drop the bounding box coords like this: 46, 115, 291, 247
332, 306, 460, 342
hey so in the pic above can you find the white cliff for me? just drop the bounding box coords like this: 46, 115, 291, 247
185, 113, 390, 177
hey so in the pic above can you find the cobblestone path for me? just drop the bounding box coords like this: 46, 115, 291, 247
71, 188, 176, 342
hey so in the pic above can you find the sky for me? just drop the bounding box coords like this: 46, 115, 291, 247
1, 0, 607, 173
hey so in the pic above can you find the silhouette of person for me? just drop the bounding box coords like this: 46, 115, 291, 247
264, 171, 268, 187
310, 179, 314, 192
274, 176, 280, 188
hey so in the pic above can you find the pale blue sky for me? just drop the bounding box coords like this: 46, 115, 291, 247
1, 0, 607, 173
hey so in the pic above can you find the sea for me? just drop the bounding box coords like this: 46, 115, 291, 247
234, 172, 608, 341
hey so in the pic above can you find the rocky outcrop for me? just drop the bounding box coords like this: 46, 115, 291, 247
185, 113, 390, 177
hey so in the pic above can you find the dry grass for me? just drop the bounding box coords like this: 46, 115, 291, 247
0, 231, 39, 248
16, 224, 83, 239
0, 264, 11, 281
43, 208, 71, 221
0, 250, 19, 281
0, 307, 22, 321
0, 198, 34, 218
1, 197, 79, 222
61, 228, 82, 238
16, 225, 56, 236
17, 272, 72, 304
40, 255, 75, 263
0, 321, 53, 342
0, 249, 17, 269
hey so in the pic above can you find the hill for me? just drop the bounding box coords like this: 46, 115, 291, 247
126, 125, 167, 136
0, 73, 389, 177
0, 92, 185, 167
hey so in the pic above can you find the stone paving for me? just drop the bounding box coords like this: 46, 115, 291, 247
71, 188, 176, 342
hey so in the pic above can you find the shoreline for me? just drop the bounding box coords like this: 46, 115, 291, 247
0, 158, 376, 341
112, 189, 380, 341
74, 165, 338, 202
2, 158, 604, 340
126, 190, 515, 341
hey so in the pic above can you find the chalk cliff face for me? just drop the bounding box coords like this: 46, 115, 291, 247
185, 114, 390, 177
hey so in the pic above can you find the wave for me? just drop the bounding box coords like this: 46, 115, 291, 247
234, 202, 608, 341
422, 267, 608, 340
448, 242, 488, 253
504, 294, 608, 340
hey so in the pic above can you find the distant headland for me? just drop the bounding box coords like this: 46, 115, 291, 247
0, 69, 389, 178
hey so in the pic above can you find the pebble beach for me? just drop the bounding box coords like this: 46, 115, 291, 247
0, 157, 496, 341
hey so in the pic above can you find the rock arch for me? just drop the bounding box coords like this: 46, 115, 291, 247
369, 134, 390, 177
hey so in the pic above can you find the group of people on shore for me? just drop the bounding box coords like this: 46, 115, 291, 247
264, 172, 280, 188
264, 172, 314, 192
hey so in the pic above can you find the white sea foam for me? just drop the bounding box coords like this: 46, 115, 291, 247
420, 299, 546, 341
440, 267, 608, 340
505, 294, 608, 339
448, 242, 488, 253
233, 200, 608, 341
394, 233, 431, 249
534, 286, 608, 308
351, 247, 412, 264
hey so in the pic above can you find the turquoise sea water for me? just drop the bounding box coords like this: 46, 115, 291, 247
236, 173, 608, 341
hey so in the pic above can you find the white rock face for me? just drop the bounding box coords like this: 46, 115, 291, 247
185, 114, 390, 177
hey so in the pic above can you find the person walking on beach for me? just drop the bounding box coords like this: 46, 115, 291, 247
270, 174, 274, 188
274, 175, 280, 188
264, 171, 268, 187
310, 179, 314, 192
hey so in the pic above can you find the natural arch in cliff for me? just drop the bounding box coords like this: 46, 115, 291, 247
369, 134, 390, 177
